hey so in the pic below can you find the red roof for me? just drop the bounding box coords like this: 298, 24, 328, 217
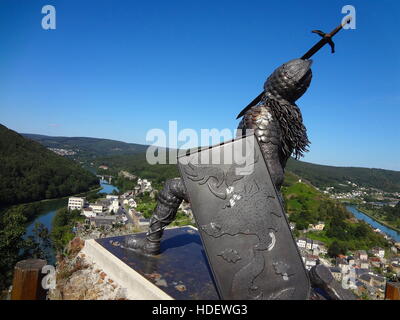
369, 257, 381, 262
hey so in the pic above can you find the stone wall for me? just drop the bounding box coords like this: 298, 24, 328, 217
49, 238, 127, 300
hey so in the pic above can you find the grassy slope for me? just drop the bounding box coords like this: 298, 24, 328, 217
281, 172, 389, 251
282, 177, 323, 215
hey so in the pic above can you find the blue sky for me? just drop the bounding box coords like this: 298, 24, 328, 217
0, 0, 399, 170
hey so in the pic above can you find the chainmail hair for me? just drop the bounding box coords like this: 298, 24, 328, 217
261, 97, 310, 160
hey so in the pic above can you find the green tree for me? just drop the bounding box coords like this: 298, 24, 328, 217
0, 124, 99, 206
328, 241, 347, 257
352, 222, 369, 238
0, 206, 28, 290
51, 208, 83, 252
24, 222, 52, 261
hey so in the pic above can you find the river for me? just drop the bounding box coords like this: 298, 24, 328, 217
24, 180, 119, 263
346, 205, 400, 242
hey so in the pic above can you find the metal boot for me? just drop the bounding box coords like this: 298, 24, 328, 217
125, 178, 188, 255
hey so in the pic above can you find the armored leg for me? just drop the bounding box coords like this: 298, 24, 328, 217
258, 142, 284, 191
125, 177, 188, 255
257, 142, 287, 209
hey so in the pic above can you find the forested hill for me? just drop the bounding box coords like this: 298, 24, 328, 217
286, 158, 400, 192
21, 133, 148, 159
0, 124, 99, 206
23, 133, 400, 193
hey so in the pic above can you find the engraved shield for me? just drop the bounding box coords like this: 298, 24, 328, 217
177, 134, 310, 300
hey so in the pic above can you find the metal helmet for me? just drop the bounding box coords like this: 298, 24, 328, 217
264, 59, 313, 103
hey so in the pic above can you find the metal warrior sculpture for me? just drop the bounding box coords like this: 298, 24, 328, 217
125, 18, 351, 256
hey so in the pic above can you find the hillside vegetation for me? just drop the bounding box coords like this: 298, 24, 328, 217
0, 125, 99, 206
22, 133, 148, 160
358, 202, 400, 231
282, 178, 388, 255
287, 158, 400, 193
95, 153, 179, 190
24, 133, 400, 194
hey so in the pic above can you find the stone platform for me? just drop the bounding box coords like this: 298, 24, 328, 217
82, 226, 219, 300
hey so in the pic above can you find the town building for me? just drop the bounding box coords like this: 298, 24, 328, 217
108, 199, 120, 214
118, 170, 137, 181
48, 148, 76, 156
297, 238, 307, 249
356, 250, 368, 261
122, 191, 134, 198
306, 239, 313, 250
337, 258, 349, 274
347, 256, 355, 267
347, 267, 357, 290
355, 268, 369, 278
89, 203, 106, 215
359, 273, 386, 291
318, 244, 328, 255
369, 257, 382, 268
371, 247, 385, 259
68, 197, 86, 211
106, 195, 119, 201
310, 222, 325, 231
359, 273, 372, 286
360, 260, 370, 269
370, 274, 386, 289
135, 178, 153, 194
89, 216, 117, 229
123, 198, 137, 208
304, 254, 318, 270
82, 207, 96, 218
390, 262, 400, 276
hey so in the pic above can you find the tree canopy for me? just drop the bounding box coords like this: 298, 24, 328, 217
0, 124, 99, 205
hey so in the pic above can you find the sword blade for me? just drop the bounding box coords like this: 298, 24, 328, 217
301, 37, 330, 60
236, 92, 264, 119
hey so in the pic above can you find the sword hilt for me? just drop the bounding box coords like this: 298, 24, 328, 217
301, 16, 352, 60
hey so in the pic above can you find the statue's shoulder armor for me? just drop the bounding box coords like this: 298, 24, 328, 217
238, 102, 281, 145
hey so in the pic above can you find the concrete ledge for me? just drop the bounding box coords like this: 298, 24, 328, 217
82, 239, 173, 300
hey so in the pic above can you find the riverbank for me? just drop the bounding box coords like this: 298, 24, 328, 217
1, 184, 103, 228
25, 181, 118, 264
356, 206, 400, 234
0, 179, 114, 292
346, 205, 400, 243
24, 181, 116, 235
29, 184, 102, 207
